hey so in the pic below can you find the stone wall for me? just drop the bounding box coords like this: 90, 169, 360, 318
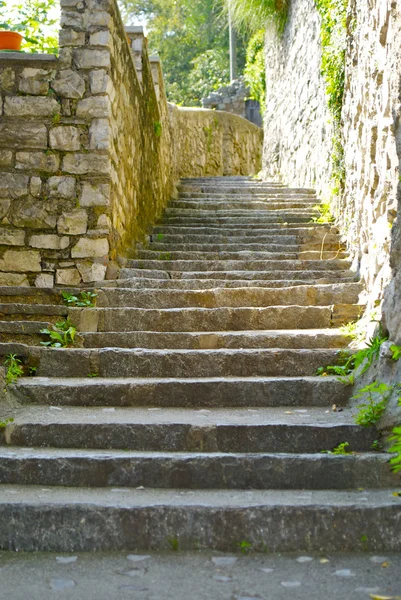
0, 0, 263, 287
171, 107, 262, 178
262, 0, 333, 197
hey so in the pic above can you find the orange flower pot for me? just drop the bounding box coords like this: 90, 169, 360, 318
0, 31, 23, 51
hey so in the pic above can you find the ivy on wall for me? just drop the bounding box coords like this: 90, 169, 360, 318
244, 29, 266, 113
314, 0, 349, 192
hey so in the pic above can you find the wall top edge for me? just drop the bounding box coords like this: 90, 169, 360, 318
0, 52, 57, 63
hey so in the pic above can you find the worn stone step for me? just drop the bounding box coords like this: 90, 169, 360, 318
126, 259, 352, 273
0, 448, 395, 490
105, 278, 354, 290
147, 241, 344, 252
177, 190, 316, 198
95, 284, 360, 309
170, 201, 318, 210
163, 211, 314, 222
0, 303, 67, 323
70, 305, 338, 332
179, 185, 316, 195
152, 224, 334, 234
137, 250, 348, 261
1, 486, 399, 552
12, 376, 350, 408
0, 321, 53, 345
80, 329, 349, 349
0, 407, 376, 453
34, 348, 343, 378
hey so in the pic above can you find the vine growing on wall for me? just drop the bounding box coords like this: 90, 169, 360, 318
314, 0, 348, 193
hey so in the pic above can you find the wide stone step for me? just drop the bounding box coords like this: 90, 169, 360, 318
80, 329, 349, 349
0, 407, 376, 452
177, 191, 316, 198
163, 211, 314, 222
0, 448, 395, 490
179, 185, 316, 195
147, 241, 344, 252
0, 303, 67, 323
170, 201, 318, 210
105, 277, 354, 290
12, 376, 350, 408
1, 486, 399, 552
70, 305, 337, 332
152, 224, 334, 234
95, 284, 361, 309
34, 348, 343, 378
137, 250, 348, 261
0, 321, 52, 345
126, 259, 351, 273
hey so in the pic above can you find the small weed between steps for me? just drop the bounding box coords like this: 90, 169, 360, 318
237, 540, 253, 554
389, 397, 401, 474
352, 382, 393, 427
311, 202, 335, 224
167, 537, 179, 551
40, 318, 77, 348
321, 442, 351, 455
0, 417, 14, 429
87, 373, 99, 378
155, 233, 164, 242
158, 252, 172, 261
61, 291, 97, 308
4, 353, 23, 385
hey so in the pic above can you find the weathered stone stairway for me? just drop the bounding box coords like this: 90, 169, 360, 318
0, 176, 400, 553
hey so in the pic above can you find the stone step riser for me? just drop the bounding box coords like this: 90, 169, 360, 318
36, 348, 342, 379
0, 453, 394, 490
1, 423, 376, 453
170, 202, 318, 210
126, 259, 351, 272
137, 250, 348, 261
152, 225, 334, 233
13, 377, 350, 408
163, 212, 314, 221
103, 278, 354, 290
146, 242, 344, 252
1, 494, 399, 552
119, 269, 355, 282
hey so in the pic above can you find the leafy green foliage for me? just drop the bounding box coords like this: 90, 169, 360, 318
40, 319, 77, 348
389, 426, 401, 474
61, 291, 97, 308
0, 417, 14, 429
154, 121, 162, 138
186, 48, 232, 105
390, 344, 401, 361
244, 29, 266, 112
0, 0, 59, 54
352, 382, 392, 427
226, 0, 288, 33
4, 354, 24, 385
311, 202, 335, 224
322, 441, 350, 455
238, 540, 253, 553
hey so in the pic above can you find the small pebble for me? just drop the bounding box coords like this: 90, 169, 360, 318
50, 579, 76, 591
55, 556, 78, 564
127, 555, 151, 562
212, 556, 238, 566
213, 575, 232, 582
296, 556, 313, 563
334, 569, 355, 577
281, 581, 301, 588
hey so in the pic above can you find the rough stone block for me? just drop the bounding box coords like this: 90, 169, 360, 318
59, 29, 86, 47
0, 249, 41, 272
89, 69, 111, 94
77, 260, 107, 282
48, 176, 76, 199
56, 268, 82, 285
71, 237, 109, 258
49, 126, 81, 151
60, 10, 84, 28
0, 67, 16, 92
0, 198, 10, 219
84, 10, 112, 27
57, 209, 88, 235
0, 228, 25, 246
30, 177, 42, 197
52, 69, 85, 98
11, 200, 57, 229
62, 153, 110, 175
29, 234, 70, 250
35, 273, 54, 288
76, 97, 109, 118
19, 68, 52, 95
0, 173, 29, 198
16, 152, 59, 173
73, 49, 111, 69
89, 31, 110, 46
89, 118, 110, 150
0, 151, 12, 167
0, 122, 47, 150
4, 96, 60, 117
80, 182, 110, 207
0, 272, 29, 286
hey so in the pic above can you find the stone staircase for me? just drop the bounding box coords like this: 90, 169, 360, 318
0, 176, 399, 553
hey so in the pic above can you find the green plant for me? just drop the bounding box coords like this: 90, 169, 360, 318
244, 29, 266, 112
371, 439, 382, 452
226, 0, 288, 33
389, 397, 401, 473
154, 121, 162, 137
311, 202, 335, 224
0, 417, 14, 429
52, 113, 61, 125
158, 251, 171, 261
237, 540, 253, 554
352, 382, 393, 427
4, 354, 24, 385
61, 291, 98, 308
155, 233, 164, 242
87, 373, 99, 378
40, 319, 77, 348
322, 441, 350, 455
0, 0, 59, 54
167, 537, 179, 551
390, 344, 401, 361
28, 366, 37, 377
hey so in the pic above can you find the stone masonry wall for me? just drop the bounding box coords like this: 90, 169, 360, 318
0, 0, 263, 287
172, 107, 263, 178
262, 0, 333, 197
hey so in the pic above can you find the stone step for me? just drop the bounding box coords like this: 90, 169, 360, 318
152, 224, 334, 234
170, 201, 318, 210
70, 305, 339, 332
179, 185, 316, 195
148, 230, 340, 243
0, 407, 376, 453
0, 448, 395, 490
137, 250, 348, 261
80, 329, 349, 349
119, 268, 355, 283
94, 284, 361, 309
1, 486, 399, 552
34, 348, 343, 378
147, 241, 344, 252
177, 191, 316, 198
104, 278, 354, 290
126, 259, 352, 273
0, 303, 67, 323
0, 321, 52, 345
12, 376, 350, 408
163, 210, 314, 221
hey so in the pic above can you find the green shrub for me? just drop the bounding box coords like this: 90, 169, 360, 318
244, 29, 266, 112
